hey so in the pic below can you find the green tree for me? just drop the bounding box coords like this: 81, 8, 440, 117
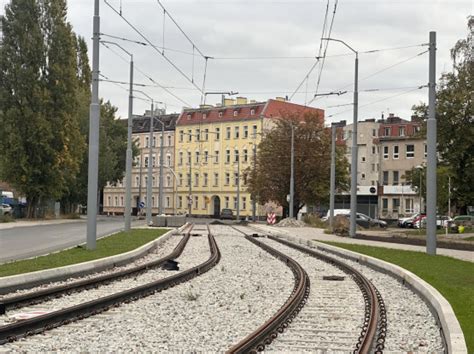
411, 18, 473, 214
246, 112, 349, 217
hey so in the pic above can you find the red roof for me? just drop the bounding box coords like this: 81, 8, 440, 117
176, 99, 324, 126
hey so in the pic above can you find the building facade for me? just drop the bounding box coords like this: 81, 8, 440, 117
103, 112, 179, 216
174, 97, 324, 218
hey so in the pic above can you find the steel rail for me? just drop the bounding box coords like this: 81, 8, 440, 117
227, 228, 310, 353
0, 224, 194, 315
267, 235, 386, 353
0, 224, 221, 345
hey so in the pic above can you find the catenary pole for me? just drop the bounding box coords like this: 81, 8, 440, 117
86, 0, 100, 250
237, 156, 240, 220
426, 31, 437, 255
329, 124, 336, 229
125, 55, 134, 231
146, 101, 154, 225
159, 120, 164, 215
289, 124, 295, 218
349, 52, 359, 238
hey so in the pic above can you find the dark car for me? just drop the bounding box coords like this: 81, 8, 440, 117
220, 208, 234, 220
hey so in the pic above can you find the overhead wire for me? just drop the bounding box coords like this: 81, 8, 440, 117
104, 0, 205, 94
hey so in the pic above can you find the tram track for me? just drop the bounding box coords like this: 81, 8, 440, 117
229, 226, 385, 353
0, 224, 220, 345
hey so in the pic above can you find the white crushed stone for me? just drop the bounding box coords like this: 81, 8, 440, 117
3, 225, 294, 352
275, 218, 306, 227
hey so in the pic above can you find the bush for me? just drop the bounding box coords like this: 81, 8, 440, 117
332, 215, 350, 236
303, 213, 327, 228
0, 214, 14, 223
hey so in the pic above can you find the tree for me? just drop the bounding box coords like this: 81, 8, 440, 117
246, 112, 349, 217
411, 18, 473, 214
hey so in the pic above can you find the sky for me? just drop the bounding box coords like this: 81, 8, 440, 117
3, 0, 473, 124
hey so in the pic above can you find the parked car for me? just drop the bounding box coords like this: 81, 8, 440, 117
398, 213, 421, 228
321, 209, 351, 221
450, 215, 474, 227
405, 214, 426, 228
0, 203, 12, 216
416, 215, 452, 229
356, 213, 387, 228
220, 208, 234, 220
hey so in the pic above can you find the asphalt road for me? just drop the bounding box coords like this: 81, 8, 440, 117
0, 217, 145, 264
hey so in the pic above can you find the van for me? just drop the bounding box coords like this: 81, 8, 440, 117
322, 209, 351, 221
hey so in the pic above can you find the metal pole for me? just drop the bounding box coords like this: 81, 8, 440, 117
349, 53, 359, 238
446, 176, 451, 236
289, 124, 295, 218
86, 0, 100, 250
237, 156, 240, 220
159, 120, 164, 214
252, 144, 257, 221
329, 124, 336, 229
146, 101, 154, 225
188, 153, 192, 217
426, 31, 437, 255
124, 56, 133, 231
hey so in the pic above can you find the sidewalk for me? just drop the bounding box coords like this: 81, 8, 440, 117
251, 224, 474, 263
0, 218, 84, 230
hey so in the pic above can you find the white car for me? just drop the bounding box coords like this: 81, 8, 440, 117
0, 203, 12, 216
321, 209, 351, 221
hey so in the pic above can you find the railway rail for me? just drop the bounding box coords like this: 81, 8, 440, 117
0, 224, 220, 345
229, 226, 386, 353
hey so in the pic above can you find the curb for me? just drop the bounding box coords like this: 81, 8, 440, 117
251, 224, 467, 354
0, 223, 189, 294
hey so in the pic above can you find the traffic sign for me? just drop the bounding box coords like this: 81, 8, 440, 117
267, 212, 276, 225
139, 201, 145, 209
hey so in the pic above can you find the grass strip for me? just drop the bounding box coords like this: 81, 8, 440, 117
322, 241, 474, 352
0, 229, 167, 278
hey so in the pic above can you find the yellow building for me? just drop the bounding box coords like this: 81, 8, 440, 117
174, 97, 324, 218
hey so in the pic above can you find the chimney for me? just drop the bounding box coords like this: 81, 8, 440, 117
389, 113, 395, 118
223, 98, 235, 106
249, 99, 257, 104
275, 96, 286, 102
235, 97, 247, 105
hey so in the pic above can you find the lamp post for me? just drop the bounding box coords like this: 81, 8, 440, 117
329, 123, 336, 230
134, 90, 164, 225
100, 40, 134, 232
323, 37, 358, 238
86, 0, 101, 250
289, 124, 295, 218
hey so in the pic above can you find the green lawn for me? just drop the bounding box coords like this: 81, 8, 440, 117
323, 242, 474, 352
0, 229, 167, 278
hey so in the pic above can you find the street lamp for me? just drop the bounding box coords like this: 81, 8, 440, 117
134, 90, 165, 225
100, 40, 134, 232
322, 37, 358, 238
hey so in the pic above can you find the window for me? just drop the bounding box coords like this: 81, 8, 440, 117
135, 176, 139, 187
424, 144, 427, 158
187, 113, 191, 120
393, 145, 399, 159
392, 198, 400, 212
393, 171, 399, 185
120, 196, 124, 206
383, 146, 389, 159
371, 164, 375, 172
361, 173, 366, 180
234, 126, 239, 139
166, 196, 170, 208
195, 151, 200, 164
167, 135, 171, 146
215, 127, 220, 140
187, 129, 192, 142
232, 196, 237, 210
225, 173, 230, 185
219, 111, 223, 118
204, 128, 209, 141
406, 144, 415, 158
153, 176, 156, 187
166, 175, 171, 187
384, 127, 391, 136
361, 156, 366, 163
194, 173, 199, 187
382, 198, 388, 211
203, 173, 208, 186
115, 196, 118, 206
179, 173, 183, 186
202, 196, 207, 210
152, 196, 155, 207
214, 173, 219, 186
107, 196, 111, 206
194, 196, 198, 209
234, 149, 239, 162
179, 131, 184, 142
145, 137, 149, 147
178, 196, 182, 208
226, 127, 231, 139
233, 110, 238, 117
242, 197, 247, 210
167, 155, 171, 166
372, 146, 376, 154
186, 173, 191, 186
203, 113, 207, 119
234, 172, 239, 185
152, 136, 156, 147
152, 155, 156, 167
144, 156, 149, 168
252, 125, 258, 138
144, 176, 148, 186
243, 126, 248, 138
178, 152, 183, 166
225, 196, 230, 208
250, 109, 255, 115
243, 149, 248, 163
186, 151, 192, 165
405, 198, 414, 213
214, 150, 219, 163
383, 171, 389, 185
226, 149, 231, 163
204, 150, 209, 164
399, 126, 405, 136
372, 129, 377, 137
196, 129, 200, 142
